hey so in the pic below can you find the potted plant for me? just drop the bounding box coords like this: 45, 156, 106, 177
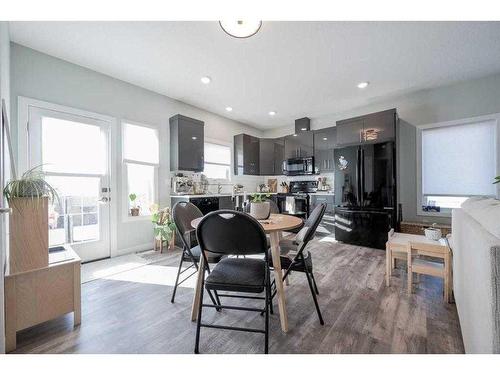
3, 165, 59, 273
249, 193, 271, 220
129, 193, 140, 216
150, 204, 176, 252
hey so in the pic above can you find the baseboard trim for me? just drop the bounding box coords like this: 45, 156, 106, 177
116, 242, 154, 256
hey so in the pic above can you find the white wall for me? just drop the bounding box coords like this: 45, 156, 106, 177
0, 21, 11, 355
10, 43, 264, 255
263, 73, 500, 224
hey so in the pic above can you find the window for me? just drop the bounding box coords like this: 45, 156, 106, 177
204, 142, 231, 180
419, 118, 497, 215
123, 122, 159, 217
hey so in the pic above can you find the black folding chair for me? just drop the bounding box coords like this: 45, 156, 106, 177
171, 202, 222, 306
269, 203, 327, 325
194, 210, 272, 354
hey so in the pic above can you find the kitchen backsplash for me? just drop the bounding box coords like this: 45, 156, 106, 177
170, 171, 334, 194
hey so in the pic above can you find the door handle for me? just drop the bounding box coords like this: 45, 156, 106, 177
98, 197, 110, 203
0, 207, 12, 214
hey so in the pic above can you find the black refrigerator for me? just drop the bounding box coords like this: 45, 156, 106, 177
333, 141, 396, 249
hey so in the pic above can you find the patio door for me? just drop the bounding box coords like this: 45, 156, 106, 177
28, 105, 112, 262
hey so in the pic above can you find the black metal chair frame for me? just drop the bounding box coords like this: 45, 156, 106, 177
194, 210, 272, 354
171, 202, 221, 308
270, 203, 327, 325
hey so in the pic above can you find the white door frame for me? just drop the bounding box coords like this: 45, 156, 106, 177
17, 96, 118, 258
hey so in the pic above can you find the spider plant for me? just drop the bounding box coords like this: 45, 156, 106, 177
3, 165, 59, 203
494, 176, 500, 184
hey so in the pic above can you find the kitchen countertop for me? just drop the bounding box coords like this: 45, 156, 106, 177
309, 191, 335, 195
170, 192, 278, 199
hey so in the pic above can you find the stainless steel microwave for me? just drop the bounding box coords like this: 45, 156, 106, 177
282, 157, 315, 176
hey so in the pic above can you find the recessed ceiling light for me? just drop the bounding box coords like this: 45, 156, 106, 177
268, 111, 276, 116
201, 76, 211, 84
293, 134, 298, 137
323, 137, 328, 141
357, 81, 369, 89
225, 106, 233, 112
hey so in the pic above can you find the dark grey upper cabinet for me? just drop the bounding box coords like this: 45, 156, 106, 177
234, 134, 260, 175
273, 137, 285, 175
314, 127, 337, 173
336, 109, 396, 147
284, 131, 314, 159
259, 138, 276, 175
170, 114, 204, 172
362, 109, 396, 143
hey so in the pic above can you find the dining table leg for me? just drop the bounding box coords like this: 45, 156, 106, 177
270, 230, 289, 333
191, 253, 205, 321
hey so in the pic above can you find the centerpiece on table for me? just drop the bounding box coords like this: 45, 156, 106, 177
150, 204, 176, 252
249, 193, 271, 220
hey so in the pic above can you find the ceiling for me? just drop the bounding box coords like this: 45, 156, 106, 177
9, 21, 500, 130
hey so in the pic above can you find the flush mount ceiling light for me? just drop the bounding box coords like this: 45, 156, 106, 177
225, 106, 233, 112
268, 111, 276, 116
357, 81, 369, 89
201, 76, 211, 84
219, 20, 262, 39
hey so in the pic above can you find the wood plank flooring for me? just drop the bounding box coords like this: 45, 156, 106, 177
11, 237, 464, 354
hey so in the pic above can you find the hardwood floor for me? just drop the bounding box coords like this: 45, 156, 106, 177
11, 237, 464, 354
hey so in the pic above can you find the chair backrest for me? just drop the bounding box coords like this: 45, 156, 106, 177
196, 210, 268, 257
295, 203, 327, 245
172, 201, 203, 247
243, 198, 280, 214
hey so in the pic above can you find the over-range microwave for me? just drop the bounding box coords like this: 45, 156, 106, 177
282, 157, 315, 176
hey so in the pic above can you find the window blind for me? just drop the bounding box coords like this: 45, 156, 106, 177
422, 120, 496, 196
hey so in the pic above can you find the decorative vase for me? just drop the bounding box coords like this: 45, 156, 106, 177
250, 201, 270, 220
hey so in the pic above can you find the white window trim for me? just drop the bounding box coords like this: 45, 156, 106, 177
121, 119, 159, 222
416, 112, 500, 217
204, 137, 233, 182
17, 96, 119, 257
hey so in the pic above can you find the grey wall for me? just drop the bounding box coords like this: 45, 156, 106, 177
10, 43, 264, 254
263, 73, 500, 224
0, 21, 10, 355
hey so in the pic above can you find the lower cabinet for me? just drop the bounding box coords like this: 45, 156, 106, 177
310, 194, 335, 214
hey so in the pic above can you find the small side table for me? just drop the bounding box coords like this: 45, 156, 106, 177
4, 245, 81, 352
386, 230, 452, 303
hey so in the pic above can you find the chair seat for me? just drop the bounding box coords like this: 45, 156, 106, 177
205, 258, 266, 293
184, 245, 223, 263
269, 251, 313, 272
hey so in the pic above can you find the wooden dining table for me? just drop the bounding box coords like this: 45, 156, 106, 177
190, 213, 303, 333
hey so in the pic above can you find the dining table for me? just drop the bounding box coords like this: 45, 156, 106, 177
190, 213, 303, 333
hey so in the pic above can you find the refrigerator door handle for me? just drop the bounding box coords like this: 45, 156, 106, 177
356, 147, 362, 206
361, 147, 365, 205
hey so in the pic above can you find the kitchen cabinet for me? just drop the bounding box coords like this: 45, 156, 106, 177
273, 137, 285, 175
314, 127, 336, 173
336, 108, 396, 147
259, 138, 276, 175
170, 114, 204, 172
234, 134, 260, 175
284, 131, 314, 159
310, 194, 335, 214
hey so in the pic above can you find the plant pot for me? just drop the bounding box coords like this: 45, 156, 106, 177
9, 197, 49, 274
250, 201, 270, 220
130, 207, 140, 216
